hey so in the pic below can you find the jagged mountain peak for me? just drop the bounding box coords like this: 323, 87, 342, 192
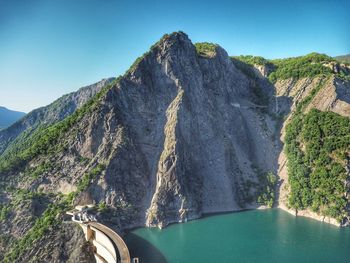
124, 31, 232, 82
1, 32, 350, 262
124, 31, 196, 78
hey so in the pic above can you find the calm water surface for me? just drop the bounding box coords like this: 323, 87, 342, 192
124, 209, 350, 263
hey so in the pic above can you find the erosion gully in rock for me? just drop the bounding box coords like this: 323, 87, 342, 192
0, 32, 349, 262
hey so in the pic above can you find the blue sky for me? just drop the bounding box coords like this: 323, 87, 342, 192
1, 0, 349, 112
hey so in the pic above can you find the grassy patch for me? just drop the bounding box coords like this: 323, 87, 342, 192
195, 42, 218, 57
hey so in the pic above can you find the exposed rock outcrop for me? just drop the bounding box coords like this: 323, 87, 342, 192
275, 75, 350, 226
20, 224, 96, 263
1, 32, 350, 261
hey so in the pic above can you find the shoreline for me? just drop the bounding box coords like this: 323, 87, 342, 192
278, 204, 342, 227
123, 205, 346, 234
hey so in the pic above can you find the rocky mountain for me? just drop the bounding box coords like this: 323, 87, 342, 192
0, 78, 115, 155
0, 106, 25, 130
0, 32, 349, 262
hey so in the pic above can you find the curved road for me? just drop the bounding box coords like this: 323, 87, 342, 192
88, 222, 131, 263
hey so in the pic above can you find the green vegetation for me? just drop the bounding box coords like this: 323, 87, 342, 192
0, 65, 111, 261
231, 57, 270, 108
3, 163, 106, 262
231, 57, 257, 79
126, 56, 147, 75
268, 53, 334, 82
97, 201, 108, 213
234, 53, 350, 83
233, 55, 271, 66
194, 42, 218, 57
27, 162, 53, 180
248, 164, 277, 208
257, 172, 277, 208
77, 164, 105, 192
0, 80, 117, 174
0, 204, 10, 221
0, 82, 109, 261
0, 188, 47, 222
10, 188, 46, 203
285, 77, 349, 222
3, 200, 68, 263
125, 33, 171, 75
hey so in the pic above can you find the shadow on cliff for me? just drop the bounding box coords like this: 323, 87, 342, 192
124, 232, 168, 263
336, 80, 350, 104
253, 74, 294, 208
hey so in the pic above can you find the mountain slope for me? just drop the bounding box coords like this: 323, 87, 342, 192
335, 54, 350, 63
0, 107, 25, 129
1, 33, 282, 261
0, 32, 350, 262
0, 78, 114, 155
240, 54, 350, 225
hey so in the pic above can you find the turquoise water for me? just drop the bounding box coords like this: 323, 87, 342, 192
124, 209, 350, 263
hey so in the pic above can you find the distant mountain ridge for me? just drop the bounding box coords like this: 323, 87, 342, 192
0, 106, 25, 129
335, 54, 350, 63
1, 32, 350, 262
0, 78, 114, 154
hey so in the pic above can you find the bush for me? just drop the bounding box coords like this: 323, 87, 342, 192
3, 201, 67, 262
233, 55, 271, 66
0, 205, 10, 221
257, 172, 277, 207
77, 164, 105, 192
0, 81, 117, 174
285, 84, 350, 222
97, 201, 108, 213
268, 53, 334, 82
194, 42, 218, 57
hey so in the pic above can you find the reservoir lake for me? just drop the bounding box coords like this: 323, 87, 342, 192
125, 209, 350, 263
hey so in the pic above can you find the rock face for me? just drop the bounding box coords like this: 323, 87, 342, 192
0, 78, 114, 154
307, 77, 350, 117
20, 224, 96, 263
72, 32, 280, 228
1, 32, 350, 261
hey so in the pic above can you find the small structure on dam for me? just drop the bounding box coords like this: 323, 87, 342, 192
67, 205, 138, 263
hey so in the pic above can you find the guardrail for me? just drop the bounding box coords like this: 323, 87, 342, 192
67, 207, 137, 263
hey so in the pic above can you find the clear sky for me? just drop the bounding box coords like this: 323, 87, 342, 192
1, 0, 349, 112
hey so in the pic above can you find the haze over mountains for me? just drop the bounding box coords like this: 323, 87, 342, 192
0, 32, 350, 262
0, 107, 25, 130
0, 78, 114, 154
335, 54, 350, 63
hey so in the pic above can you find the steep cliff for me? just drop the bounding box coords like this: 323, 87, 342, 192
1, 32, 350, 262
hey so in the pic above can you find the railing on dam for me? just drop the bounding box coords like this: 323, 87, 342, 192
67, 206, 138, 263
88, 222, 131, 263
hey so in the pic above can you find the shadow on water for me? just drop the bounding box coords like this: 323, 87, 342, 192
125, 232, 168, 263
